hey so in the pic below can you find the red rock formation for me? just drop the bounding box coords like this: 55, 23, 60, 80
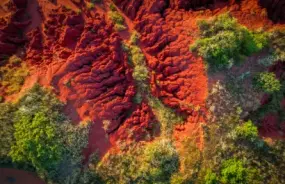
117, 0, 208, 115
0, 0, 30, 56
115, 0, 208, 150
110, 102, 159, 144
24, 6, 136, 156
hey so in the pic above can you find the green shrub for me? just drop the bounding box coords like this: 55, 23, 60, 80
270, 29, 285, 61
9, 55, 22, 64
108, 9, 126, 32
133, 65, 149, 82
130, 31, 140, 45
109, 3, 117, 11
115, 24, 126, 31
148, 96, 183, 136
129, 45, 145, 66
4, 85, 92, 183
190, 13, 268, 70
235, 120, 258, 140
86, 2, 95, 9
108, 3, 127, 32
0, 103, 15, 158
221, 159, 257, 184
204, 170, 218, 184
0, 55, 29, 95
254, 72, 281, 93
10, 112, 64, 176
97, 139, 179, 184
138, 139, 179, 183
108, 11, 124, 25
124, 44, 149, 82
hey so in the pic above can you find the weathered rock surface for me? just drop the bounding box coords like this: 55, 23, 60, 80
0, 0, 30, 56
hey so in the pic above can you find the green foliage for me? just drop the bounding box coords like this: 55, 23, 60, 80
138, 139, 179, 183
123, 42, 149, 82
235, 120, 258, 140
0, 55, 29, 95
254, 72, 281, 93
108, 7, 126, 32
86, 2, 95, 9
133, 65, 149, 82
148, 96, 183, 136
221, 159, 257, 184
10, 112, 64, 175
115, 24, 126, 31
130, 31, 140, 45
270, 29, 285, 61
109, 3, 117, 11
97, 139, 179, 184
0, 84, 93, 183
108, 11, 124, 25
204, 170, 218, 184
190, 13, 268, 70
0, 103, 15, 158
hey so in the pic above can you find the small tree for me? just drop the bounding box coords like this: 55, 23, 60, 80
254, 72, 281, 93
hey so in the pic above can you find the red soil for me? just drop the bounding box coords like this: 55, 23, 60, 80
0, 168, 45, 184
1, 0, 284, 158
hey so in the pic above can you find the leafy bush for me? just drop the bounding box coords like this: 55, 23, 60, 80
1, 85, 93, 183
108, 7, 126, 32
204, 170, 218, 184
108, 11, 124, 25
270, 29, 285, 61
0, 55, 29, 95
148, 96, 183, 136
97, 139, 179, 184
221, 159, 257, 184
190, 13, 268, 70
133, 65, 149, 82
253, 72, 281, 93
86, 2, 95, 9
109, 3, 117, 11
235, 120, 258, 140
138, 139, 179, 183
10, 112, 64, 176
0, 103, 15, 158
130, 31, 140, 45
115, 24, 126, 31
123, 41, 149, 82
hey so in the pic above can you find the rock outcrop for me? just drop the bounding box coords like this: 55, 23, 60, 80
0, 0, 30, 56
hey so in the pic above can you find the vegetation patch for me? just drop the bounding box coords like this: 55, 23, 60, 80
0, 55, 29, 95
122, 32, 183, 136
190, 13, 268, 71
253, 72, 281, 93
97, 139, 179, 184
270, 28, 285, 61
0, 84, 101, 184
148, 96, 183, 136
86, 2, 95, 10
108, 4, 126, 32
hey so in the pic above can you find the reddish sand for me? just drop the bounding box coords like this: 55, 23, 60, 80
0, 168, 45, 184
